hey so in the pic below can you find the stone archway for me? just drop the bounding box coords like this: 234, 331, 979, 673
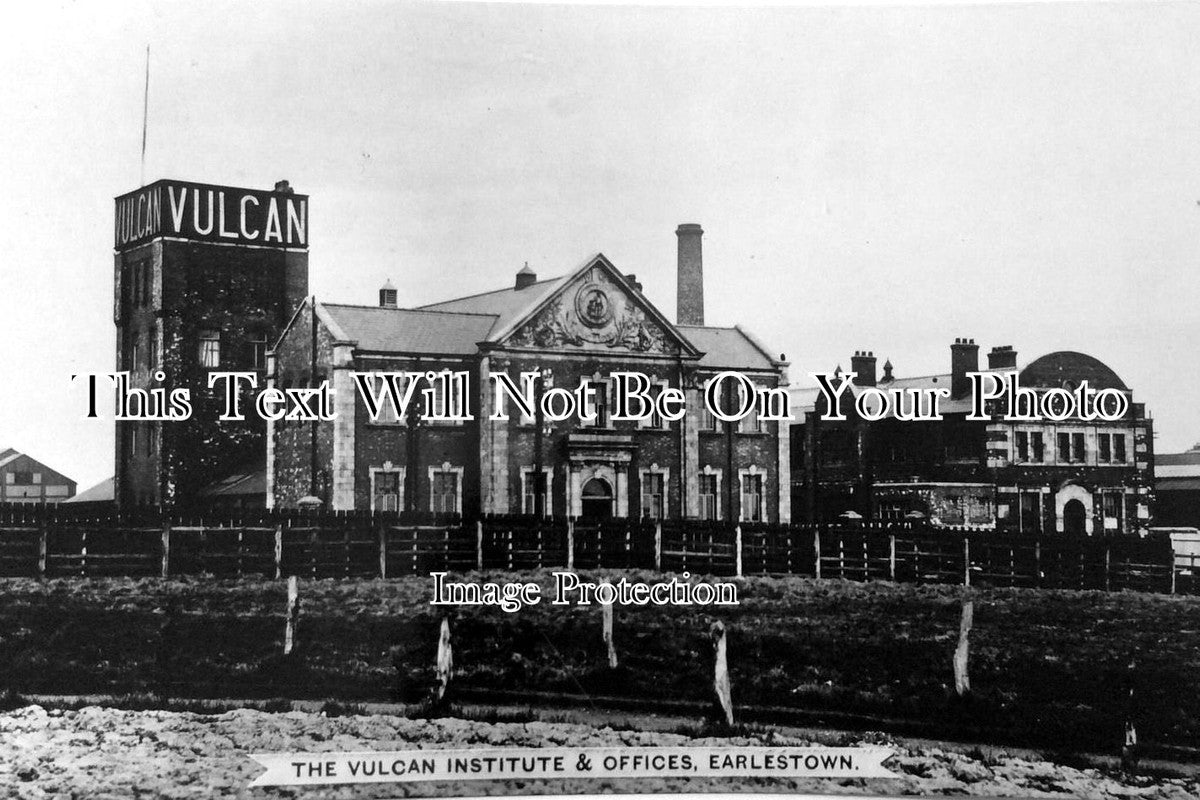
1055, 483, 1094, 535
580, 477, 614, 520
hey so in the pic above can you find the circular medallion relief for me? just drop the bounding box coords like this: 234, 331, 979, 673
575, 285, 615, 329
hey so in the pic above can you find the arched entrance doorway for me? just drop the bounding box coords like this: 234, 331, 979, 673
1063, 499, 1088, 536
580, 477, 614, 519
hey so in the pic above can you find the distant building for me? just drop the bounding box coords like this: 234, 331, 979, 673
792, 341, 1154, 535
1156, 443, 1200, 529
268, 225, 791, 521
0, 449, 76, 504
112, 179, 309, 508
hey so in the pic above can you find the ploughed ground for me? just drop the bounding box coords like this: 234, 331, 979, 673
4, 703, 1200, 799
2, 572, 1199, 754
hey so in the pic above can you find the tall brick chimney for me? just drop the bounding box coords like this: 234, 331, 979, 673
676, 223, 704, 325
951, 337, 979, 398
850, 350, 877, 387
987, 345, 1017, 370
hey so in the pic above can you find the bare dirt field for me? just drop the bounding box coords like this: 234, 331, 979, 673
3, 704, 1199, 799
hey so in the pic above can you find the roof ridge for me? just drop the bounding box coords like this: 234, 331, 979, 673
415, 276, 564, 309
322, 302, 500, 319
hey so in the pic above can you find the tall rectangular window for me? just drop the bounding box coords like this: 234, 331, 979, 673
740, 473, 763, 522
372, 470, 401, 512
699, 473, 719, 521
699, 403, 718, 432
1057, 432, 1071, 463
1016, 431, 1029, 462
522, 469, 551, 516
641, 472, 666, 519
431, 469, 460, 515
582, 379, 608, 428
1115, 434, 1127, 463
199, 330, 221, 368
250, 335, 267, 370
1099, 433, 1112, 463
1072, 432, 1085, 462
1031, 432, 1044, 462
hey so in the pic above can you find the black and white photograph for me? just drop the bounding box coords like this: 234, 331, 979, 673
3, 1, 1200, 797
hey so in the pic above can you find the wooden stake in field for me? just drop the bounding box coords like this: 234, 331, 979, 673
1121, 658, 1139, 772
602, 602, 618, 668
953, 597, 973, 697
435, 617, 453, 702
283, 575, 299, 656
711, 620, 734, 726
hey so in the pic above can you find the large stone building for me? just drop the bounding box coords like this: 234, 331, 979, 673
792, 341, 1155, 534
268, 225, 791, 521
112, 179, 308, 508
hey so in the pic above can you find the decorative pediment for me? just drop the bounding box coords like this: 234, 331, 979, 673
505, 262, 687, 355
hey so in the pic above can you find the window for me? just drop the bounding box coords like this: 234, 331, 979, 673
3, 473, 12, 484
1016, 431, 1029, 462
430, 467, 462, 515
1099, 433, 1112, 463
740, 472, 764, 522
699, 472, 720, 521
640, 471, 666, 519
199, 330, 221, 368
130, 333, 142, 371
698, 402, 719, 432
582, 378, 609, 428
148, 328, 158, 370
423, 371, 465, 425
1031, 432, 1044, 462
364, 373, 408, 426
371, 469, 403, 512
250, 334, 267, 370
522, 469, 553, 516
639, 382, 669, 429
1073, 433, 1085, 462
1114, 434, 1127, 463
1103, 493, 1121, 518
738, 382, 762, 433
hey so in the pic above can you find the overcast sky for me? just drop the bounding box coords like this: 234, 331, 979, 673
3, 1, 1199, 490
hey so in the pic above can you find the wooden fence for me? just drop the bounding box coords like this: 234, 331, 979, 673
0, 505, 1181, 593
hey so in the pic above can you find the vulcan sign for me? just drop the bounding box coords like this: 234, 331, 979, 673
114, 180, 308, 250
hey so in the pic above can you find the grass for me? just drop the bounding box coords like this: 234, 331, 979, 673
2, 571, 1199, 752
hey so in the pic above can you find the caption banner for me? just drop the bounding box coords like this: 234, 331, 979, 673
249, 746, 897, 786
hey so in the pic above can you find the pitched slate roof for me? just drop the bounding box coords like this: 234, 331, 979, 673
416, 273, 571, 333
676, 325, 778, 371
321, 304, 499, 355
65, 476, 115, 503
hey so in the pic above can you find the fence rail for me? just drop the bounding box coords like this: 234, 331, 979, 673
0, 504, 1185, 593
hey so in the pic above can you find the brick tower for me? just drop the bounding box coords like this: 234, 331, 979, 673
112, 179, 309, 508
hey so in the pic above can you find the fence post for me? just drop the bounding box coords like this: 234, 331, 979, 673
711, 620, 734, 726
378, 519, 387, 579
37, 520, 47, 579
954, 598, 973, 696
283, 575, 299, 656
734, 525, 743, 577
567, 520, 575, 571
160, 520, 171, 579
476, 520, 484, 571
654, 521, 662, 571
889, 534, 896, 581
436, 617, 453, 703
963, 536, 971, 587
814, 527, 822, 580
1104, 544, 1111, 592
274, 523, 283, 581
602, 602, 618, 668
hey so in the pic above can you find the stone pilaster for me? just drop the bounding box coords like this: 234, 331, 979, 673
330, 343, 356, 510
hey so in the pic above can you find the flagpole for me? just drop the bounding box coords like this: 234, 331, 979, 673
140, 45, 150, 187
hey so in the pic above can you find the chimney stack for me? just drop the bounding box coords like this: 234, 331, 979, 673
951, 337, 979, 398
515, 262, 537, 290
676, 223, 704, 325
379, 279, 397, 308
987, 345, 1017, 371
274, 179, 293, 194
850, 350, 877, 387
